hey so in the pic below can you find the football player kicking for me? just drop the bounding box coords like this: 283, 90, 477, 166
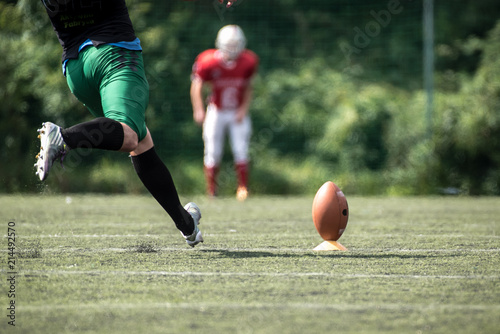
190, 25, 259, 201
34, 0, 237, 246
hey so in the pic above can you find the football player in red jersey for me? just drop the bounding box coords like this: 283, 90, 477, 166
190, 25, 259, 201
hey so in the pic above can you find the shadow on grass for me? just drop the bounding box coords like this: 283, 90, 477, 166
199, 249, 458, 260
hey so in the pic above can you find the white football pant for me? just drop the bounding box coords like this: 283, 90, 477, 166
203, 104, 251, 168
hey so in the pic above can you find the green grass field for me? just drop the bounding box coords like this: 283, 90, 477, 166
2, 194, 499, 334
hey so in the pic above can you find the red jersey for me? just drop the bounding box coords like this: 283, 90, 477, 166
192, 49, 258, 110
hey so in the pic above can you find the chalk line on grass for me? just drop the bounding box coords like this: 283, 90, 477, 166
26, 233, 500, 239
17, 301, 500, 312
10, 269, 500, 280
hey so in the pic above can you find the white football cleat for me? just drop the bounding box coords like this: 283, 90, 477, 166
182, 202, 203, 247
34, 122, 69, 181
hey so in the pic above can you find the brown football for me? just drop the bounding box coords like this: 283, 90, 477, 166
312, 181, 349, 241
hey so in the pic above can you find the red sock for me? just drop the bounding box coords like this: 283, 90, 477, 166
204, 166, 219, 196
235, 162, 249, 188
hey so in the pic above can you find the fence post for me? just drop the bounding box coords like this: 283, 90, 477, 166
423, 0, 434, 138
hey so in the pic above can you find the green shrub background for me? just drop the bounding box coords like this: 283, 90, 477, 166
1, 0, 499, 195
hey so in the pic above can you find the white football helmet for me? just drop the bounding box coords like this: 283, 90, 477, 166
216, 25, 246, 60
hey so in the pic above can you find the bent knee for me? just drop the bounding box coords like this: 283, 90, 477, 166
131, 129, 153, 156
120, 123, 139, 152
122, 135, 139, 152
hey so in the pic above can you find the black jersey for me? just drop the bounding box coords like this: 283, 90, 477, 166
42, 0, 137, 62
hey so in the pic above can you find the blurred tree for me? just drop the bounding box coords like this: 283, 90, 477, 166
1, 0, 499, 194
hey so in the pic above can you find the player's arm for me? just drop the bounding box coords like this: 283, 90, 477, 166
236, 84, 253, 123
190, 76, 206, 125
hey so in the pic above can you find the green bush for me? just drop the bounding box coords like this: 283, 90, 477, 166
430, 21, 500, 195
2, 2, 499, 195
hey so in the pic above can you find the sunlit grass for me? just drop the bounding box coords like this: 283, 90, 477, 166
2, 194, 499, 334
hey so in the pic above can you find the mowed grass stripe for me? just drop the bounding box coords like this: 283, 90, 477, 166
5, 246, 500, 252
13, 269, 500, 280
17, 234, 500, 238
18, 302, 500, 312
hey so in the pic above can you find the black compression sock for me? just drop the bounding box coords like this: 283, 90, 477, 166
131, 147, 194, 235
61, 117, 124, 150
